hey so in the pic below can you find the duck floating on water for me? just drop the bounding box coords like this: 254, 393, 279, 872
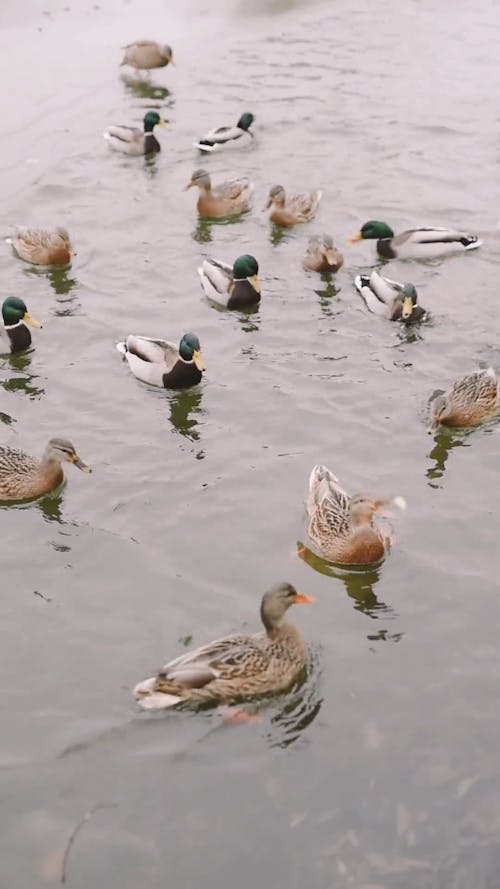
428, 368, 500, 433
349, 220, 481, 260
0, 438, 91, 502
266, 185, 322, 226
7, 227, 74, 266
185, 169, 254, 218
104, 111, 168, 156
193, 112, 254, 152
120, 41, 174, 71
303, 234, 343, 272
134, 582, 315, 711
198, 254, 260, 309
1, 297, 42, 353
354, 269, 427, 322
116, 333, 205, 390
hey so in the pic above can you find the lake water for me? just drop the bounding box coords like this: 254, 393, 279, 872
1, 0, 500, 886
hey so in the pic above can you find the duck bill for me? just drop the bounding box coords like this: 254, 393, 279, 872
73, 455, 92, 473
168, 54, 175, 65
294, 592, 316, 604
184, 180, 194, 191
325, 248, 337, 266
193, 350, 205, 371
348, 231, 363, 243
249, 274, 261, 293
265, 196, 273, 209
158, 119, 169, 127
402, 296, 414, 319
23, 311, 42, 329
427, 417, 440, 435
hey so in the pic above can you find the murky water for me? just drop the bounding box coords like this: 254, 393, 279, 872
1, 0, 500, 885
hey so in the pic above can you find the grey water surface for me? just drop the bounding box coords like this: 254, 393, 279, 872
1, 0, 500, 886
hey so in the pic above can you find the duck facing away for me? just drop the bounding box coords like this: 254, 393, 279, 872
303, 234, 343, 272
116, 333, 205, 390
428, 368, 500, 433
354, 270, 427, 323
134, 582, 315, 711
121, 41, 174, 71
306, 464, 406, 566
198, 254, 260, 309
349, 220, 481, 260
0, 438, 91, 502
194, 112, 254, 152
7, 226, 74, 266
104, 111, 168, 156
185, 169, 254, 218
266, 185, 322, 226
1, 297, 42, 354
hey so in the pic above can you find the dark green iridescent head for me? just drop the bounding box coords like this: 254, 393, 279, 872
179, 333, 201, 361
401, 283, 418, 304
357, 220, 395, 240
143, 111, 163, 132
232, 254, 258, 278
2, 296, 28, 325
237, 112, 254, 131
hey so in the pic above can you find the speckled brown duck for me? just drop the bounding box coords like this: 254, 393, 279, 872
266, 185, 322, 226
303, 234, 343, 272
0, 438, 91, 502
121, 41, 174, 71
185, 169, 254, 218
7, 227, 74, 266
428, 368, 500, 433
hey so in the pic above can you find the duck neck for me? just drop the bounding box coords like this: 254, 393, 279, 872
144, 132, 161, 154
4, 321, 31, 352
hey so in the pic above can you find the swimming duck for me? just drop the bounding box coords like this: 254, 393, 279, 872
428, 368, 500, 433
116, 333, 205, 390
198, 254, 260, 309
349, 220, 481, 260
7, 227, 74, 266
303, 234, 343, 272
266, 185, 322, 226
306, 464, 406, 565
0, 438, 91, 502
104, 111, 168, 156
121, 41, 174, 71
354, 270, 427, 322
134, 582, 315, 711
185, 169, 254, 218
193, 112, 254, 152
1, 297, 42, 354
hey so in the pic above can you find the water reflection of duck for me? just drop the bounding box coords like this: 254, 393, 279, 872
168, 388, 203, 441
426, 427, 470, 484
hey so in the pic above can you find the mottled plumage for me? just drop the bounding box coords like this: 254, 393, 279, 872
116, 333, 205, 390
186, 169, 254, 218
429, 368, 500, 432
266, 185, 322, 226
0, 438, 91, 502
354, 270, 427, 322
303, 234, 343, 272
198, 254, 260, 309
306, 464, 405, 565
7, 227, 73, 266
121, 41, 174, 71
194, 112, 254, 152
134, 583, 314, 710
350, 220, 481, 260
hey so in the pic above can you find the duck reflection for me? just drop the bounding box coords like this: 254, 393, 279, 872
314, 273, 339, 316
266, 651, 322, 748
120, 72, 171, 103
1, 352, 44, 398
192, 218, 213, 244
298, 541, 391, 616
426, 427, 469, 485
0, 411, 15, 426
37, 489, 64, 523
168, 388, 203, 441
22, 264, 79, 313
269, 223, 287, 246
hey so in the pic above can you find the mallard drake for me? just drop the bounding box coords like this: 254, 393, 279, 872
7, 226, 74, 266
306, 464, 406, 565
428, 368, 500, 433
104, 111, 168, 156
116, 333, 205, 390
266, 185, 322, 226
1, 297, 42, 354
185, 169, 254, 218
349, 220, 481, 260
134, 582, 315, 711
121, 41, 174, 71
193, 112, 254, 152
354, 270, 427, 322
303, 234, 343, 272
0, 438, 91, 502
198, 254, 260, 309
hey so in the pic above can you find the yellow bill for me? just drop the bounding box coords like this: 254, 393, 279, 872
23, 311, 42, 329
193, 349, 205, 371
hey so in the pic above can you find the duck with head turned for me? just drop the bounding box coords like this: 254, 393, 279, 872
355, 270, 427, 322
104, 111, 168, 156
7, 226, 74, 266
134, 582, 315, 711
0, 437, 91, 502
198, 254, 260, 309
303, 234, 343, 272
185, 169, 254, 218
428, 368, 500, 433
305, 464, 406, 566
121, 41, 174, 71
349, 220, 481, 260
1, 297, 42, 353
116, 332, 205, 389
266, 185, 322, 226
194, 112, 255, 152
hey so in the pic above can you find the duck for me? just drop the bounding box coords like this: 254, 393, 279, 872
306, 464, 406, 565
7, 226, 74, 266
133, 582, 315, 711
116, 333, 205, 390
104, 111, 168, 156
354, 270, 427, 322
266, 185, 322, 226
193, 112, 254, 152
0, 438, 91, 502
185, 169, 254, 218
428, 368, 500, 433
303, 234, 343, 272
120, 41, 174, 71
349, 220, 482, 260
1, 297, 42, 354
198, 254, 260, 309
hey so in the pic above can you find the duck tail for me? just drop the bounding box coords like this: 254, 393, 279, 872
115, 340, 127, 355
463, 236, 482, 251
133, 677, 181, 711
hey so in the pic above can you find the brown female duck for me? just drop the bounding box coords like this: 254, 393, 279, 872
428, 368, 500, 432
0, 438, 91, 502
303, 234, 343, 272
134, 582, 315, 710
121, 41, 174, 71
7, 227, 74, 266
185, 169, 254, 218
266, 185, 322, 226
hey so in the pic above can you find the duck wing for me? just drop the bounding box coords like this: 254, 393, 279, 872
117, 335, 179, 386
213, 177, 253, 201
355, 270, 402, 318
104, 125, 142, 144
194, 124, 250, 151
289, 190, 322, 220
307, 464, 351, 536
160, 632, 269, 687
450, 368, 499, 407
394, 227, 480, 248
197, 258, 233, 303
